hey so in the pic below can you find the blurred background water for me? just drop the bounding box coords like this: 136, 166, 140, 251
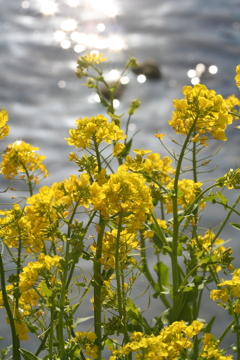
1, 0, 240, 356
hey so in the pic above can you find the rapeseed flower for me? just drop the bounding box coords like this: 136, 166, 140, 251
163, 178, 203, 214
235, 64, 240, 88
120, 152, 173, 186
169, 84, 233, 146
110, 320, 203, 360
92, 169, 153, 231
0, 108, 10, 140
0, 141, 48, 183
65, 114, 126, 150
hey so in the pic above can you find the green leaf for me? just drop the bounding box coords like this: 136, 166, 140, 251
161, 308, 172, 325
153, 262, 169, 288
39, 281, 52, 298
198, 194, 217, 206
19, 349, 42, 360
204, 316, 215, 333
230, 222, 240, 230
216, 191, 228, 205
119, 138, 133, 158
152, 232, 163, 250
73, 316, 94, 327
126, 299, 140, 317
179, 304, 192, 322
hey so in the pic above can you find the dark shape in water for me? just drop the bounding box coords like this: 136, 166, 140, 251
131, 60, 161, 80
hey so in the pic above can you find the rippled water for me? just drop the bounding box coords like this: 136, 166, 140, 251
1, 0, 240, 355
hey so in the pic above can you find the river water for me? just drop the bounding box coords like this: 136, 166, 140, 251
1, 0, 240, 356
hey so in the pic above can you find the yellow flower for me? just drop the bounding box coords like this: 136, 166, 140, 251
155, 133, 165, 139
133, 148, 152, 156
235, 64, 240, 88
113, 142, 125, 156
79, 52, 107, 65
0, 141, 48, 182
65, 115, 126, 150
120, 152, 173, 186
0, 108, 10, 140
169, 83, 233, 145
164, 178, 202, 214
76, 52, 107, 78
185, 320, 204, 337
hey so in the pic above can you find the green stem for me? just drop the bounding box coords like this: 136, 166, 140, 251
233, 312, 240, 360
0, 252, 20, 360
58, 238, 70, 357
115, 211, 123, 319
93, 216, 105, 360
49, 303, 55, 359
171, 113, 200, 322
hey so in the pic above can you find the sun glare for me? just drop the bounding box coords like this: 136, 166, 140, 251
39, 0, 58, 15
90, 0, 118, 17
61, 19, 78, 32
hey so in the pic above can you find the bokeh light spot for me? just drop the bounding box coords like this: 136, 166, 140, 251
58, 80, 66, 88
54, 30, 65, 42
74, 44, 86, 53
61, 39, 71, 49
97, 23, 106, 32
67, 0, 81, 6
191, 77, 200, 85
40, 1, 58, 15
113, 99, 120, 108
120, 76, 130, 85
209, 65, 218, 74
22, 1, 30, 9
61, 19, 77, 32
137, 74, 146, 83
187, 69, 196, 78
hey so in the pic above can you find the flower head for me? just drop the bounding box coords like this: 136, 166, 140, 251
0, 141, 48, 183
0, 108, 10, 140
169, 84, 233, 145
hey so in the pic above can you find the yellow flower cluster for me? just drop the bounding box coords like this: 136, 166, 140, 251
0, 141, 48, 183
76, 52, 107, 78
169, 84, 233, 146
120, 151, 173, 186
110, 320, 203, 360
235, 64, 240, 88
19, 253, 61, 292
74, 331, 98, 359
0, 174, 100, 252
91, 229, 138, 270
93, 169, 153, 231
163, 178, 203, 214
0, 285, 30, 340
211, 269, 240, 313
79, 52, 107, 65
0, 108, 10, 140
190, 230, 234, 272
65, 115, 126, 153
0, 255, 61, 341
201, 333, 233, 360
217, 168, 240, 189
